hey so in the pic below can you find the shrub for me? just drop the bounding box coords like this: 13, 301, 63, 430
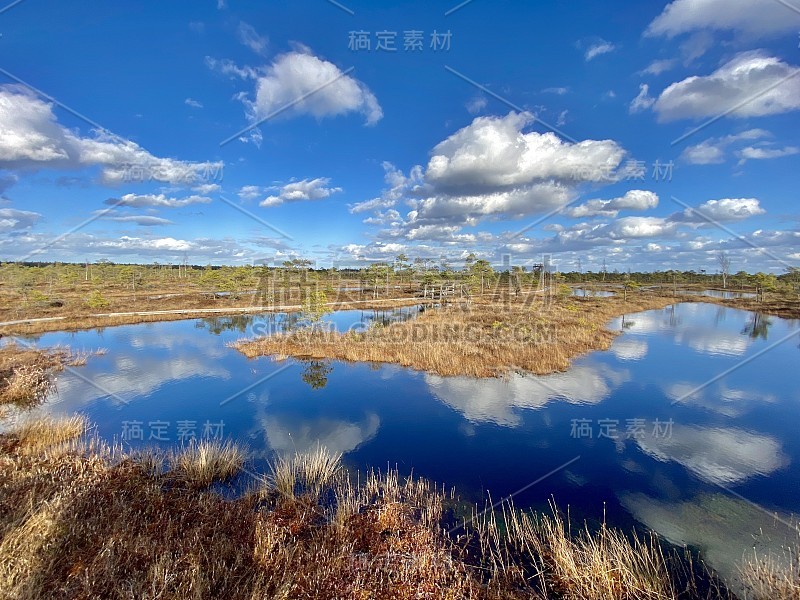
85, 290, 109, 309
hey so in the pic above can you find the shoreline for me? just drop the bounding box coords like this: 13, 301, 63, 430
0, 296, 423, 336
674, 293, 800, 320
2, 287, 797, 338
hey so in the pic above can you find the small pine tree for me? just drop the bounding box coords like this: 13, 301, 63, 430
86, 290, 110, 309
302, 290, 331, 326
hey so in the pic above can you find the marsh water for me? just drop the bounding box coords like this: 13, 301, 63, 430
684, 289, 758, 300
571, 288, 615, 297
15, 302, 800, 587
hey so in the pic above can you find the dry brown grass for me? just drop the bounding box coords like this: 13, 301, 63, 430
172, 439, 245, 487
269, 445, 342, 499
472, 501, 676, 599
0, 343, 104, 408
0, 450, 258, 599
0, 343, 71, 407
739, 545, 800, 599
131, 447, 166, 478
64, 347, 107, 367
1, 364, 51, 407
0, 433, 481, 599
0, 421, 762, 600
235, 294, 678, 377
12, 415, 88, 455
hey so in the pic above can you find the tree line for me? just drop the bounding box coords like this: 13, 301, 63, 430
1, 254, 798, 304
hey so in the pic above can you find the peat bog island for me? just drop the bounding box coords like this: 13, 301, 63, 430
2, 2, 800, 598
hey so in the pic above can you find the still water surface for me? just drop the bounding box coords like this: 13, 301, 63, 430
571, 288, 615, 297
18, 302, 800, 586
683, 289, 758, 300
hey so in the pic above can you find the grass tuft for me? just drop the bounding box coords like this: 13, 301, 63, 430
506, 503, 674, 599
0, 343, 68, 407
0, 343, 103, 407
1, 364, 51, 406
740, 545, 800, 599
173, 439, 245, 486
268, 445, 342, 499
132, 447, 166, 478
13, 414, 88, 455
64, 348, 107, 367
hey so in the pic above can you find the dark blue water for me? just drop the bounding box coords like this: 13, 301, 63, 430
13, 302, 800, 586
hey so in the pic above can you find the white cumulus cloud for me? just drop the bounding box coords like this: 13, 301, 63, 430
681, 129, 771, 164
0, 207, 40, 232
566, 190, 659, 218
424, 112, 625, 193
260, 177, 342, 207
354, 111, 628, 243
0, 85, 223, 185
671, 198, 766, 224
250, 50, 382, 125
646, 0, 800, 38
654, 52, 800, 121
737, 145, 799, 163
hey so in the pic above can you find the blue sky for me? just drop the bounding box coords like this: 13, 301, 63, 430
1, 0, 799, 272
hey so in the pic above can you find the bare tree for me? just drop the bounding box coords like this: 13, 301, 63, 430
717, 251, 731, 289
